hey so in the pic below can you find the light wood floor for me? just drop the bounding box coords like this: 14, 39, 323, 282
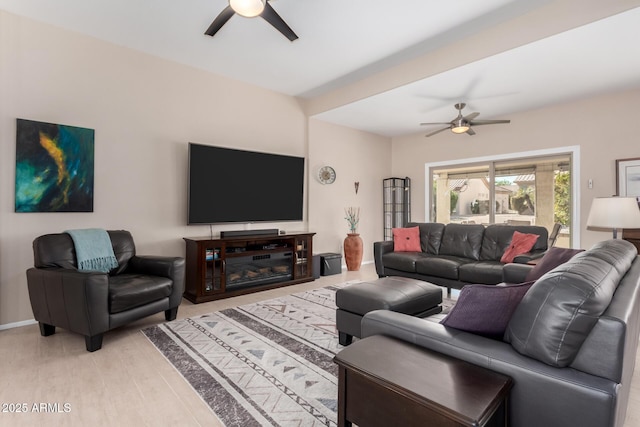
2, 264, 640, 426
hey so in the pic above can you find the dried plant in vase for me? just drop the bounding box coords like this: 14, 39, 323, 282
344, 207, 360, 234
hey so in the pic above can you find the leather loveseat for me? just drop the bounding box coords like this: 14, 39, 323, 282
374, 222, 548, 292
26, 230, 185, 351
362, 239, 640, 427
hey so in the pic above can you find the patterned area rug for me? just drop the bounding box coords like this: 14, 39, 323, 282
142, 282, 455, 427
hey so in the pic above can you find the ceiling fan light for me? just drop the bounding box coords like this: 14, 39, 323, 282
451, 125, 469, 134
451, 118, 469, 134
229, 0, 265, 17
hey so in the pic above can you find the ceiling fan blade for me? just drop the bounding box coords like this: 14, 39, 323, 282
468, 119, 511, 126
205, 6, 235, 36
420, 122, 452, 126
261, 2, 298, 41
464, 112, 480, 121
466, 128, 476, 136
425, 127, 450, 137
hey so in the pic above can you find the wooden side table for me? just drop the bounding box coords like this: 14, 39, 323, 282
334, 335, 512, 427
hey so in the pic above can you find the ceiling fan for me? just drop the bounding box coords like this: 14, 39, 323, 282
420, 103, 510, 137
205, 0, 298, 41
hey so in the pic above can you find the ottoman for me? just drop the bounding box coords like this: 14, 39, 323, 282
335, 277, 442, 346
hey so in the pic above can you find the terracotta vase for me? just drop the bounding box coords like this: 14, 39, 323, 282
344, 233, 363, 271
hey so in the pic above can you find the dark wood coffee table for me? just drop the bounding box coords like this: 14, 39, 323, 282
333, 335, 512, 427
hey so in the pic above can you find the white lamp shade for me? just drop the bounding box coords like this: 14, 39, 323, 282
229, 0, 266, 17
586, 197, 640, 229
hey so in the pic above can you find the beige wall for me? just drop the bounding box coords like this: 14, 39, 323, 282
391, 87, 640, 249
0, 11, 314, 326
0, 11, 393, 327
308, 119, 391, 261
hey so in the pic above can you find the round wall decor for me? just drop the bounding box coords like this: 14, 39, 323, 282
318, 166, 336, 184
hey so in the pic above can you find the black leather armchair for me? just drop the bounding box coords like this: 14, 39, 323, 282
26, 230, 185, 351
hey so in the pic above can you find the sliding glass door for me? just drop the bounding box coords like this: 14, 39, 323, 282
430, 154, 572, 247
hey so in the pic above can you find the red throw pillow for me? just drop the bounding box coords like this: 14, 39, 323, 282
500, 231, 539, 263
393, 226, 421, 252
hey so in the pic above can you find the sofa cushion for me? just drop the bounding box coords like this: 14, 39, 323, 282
438, 223, 485, 260
33, 233, 78, 269
382, 252, 431, 273
109, 273, 173, 314
525, 247, 584, 281
415, 255, 467, 280
505, 239, 637, 367
407, 222, 446, 254
500, 231, 540, 263
107, 230, 136, 275
459, 261, 505, 284
32, 230, 135, 274
441, 281, 534, 338
392, 226, 421, 252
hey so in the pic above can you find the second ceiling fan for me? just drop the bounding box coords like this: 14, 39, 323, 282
421, 103, 510, 137
205, 0, 298, 41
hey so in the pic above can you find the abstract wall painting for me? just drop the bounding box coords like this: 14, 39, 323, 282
15, 118, 95, 212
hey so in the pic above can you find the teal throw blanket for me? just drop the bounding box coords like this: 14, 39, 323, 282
65, 228, 119, 273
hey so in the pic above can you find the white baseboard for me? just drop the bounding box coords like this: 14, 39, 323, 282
341, 260, 374, 268
0, 318, 37, 331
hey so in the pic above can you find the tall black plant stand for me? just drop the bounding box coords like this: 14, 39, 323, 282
383, 177, 411, 240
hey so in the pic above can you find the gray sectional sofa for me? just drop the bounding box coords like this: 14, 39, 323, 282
374, 222, 549, 291
362, 239, 640, 427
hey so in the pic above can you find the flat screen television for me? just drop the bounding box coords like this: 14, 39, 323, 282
188, 143, 305, 224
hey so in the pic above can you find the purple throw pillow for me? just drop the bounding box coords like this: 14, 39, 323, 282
440, 281, 535, 339
525, 247, 584, 281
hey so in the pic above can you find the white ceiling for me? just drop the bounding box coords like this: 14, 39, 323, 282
317, 7, 640, 136
2, 0, 640, 137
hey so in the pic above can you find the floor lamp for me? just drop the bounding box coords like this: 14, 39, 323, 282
586, 197, 640, 239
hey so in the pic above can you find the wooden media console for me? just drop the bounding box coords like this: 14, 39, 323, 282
183, 232, 315, 303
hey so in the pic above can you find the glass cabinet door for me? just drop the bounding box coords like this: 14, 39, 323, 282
204, 245, 223, 294
294, 237, 309, 278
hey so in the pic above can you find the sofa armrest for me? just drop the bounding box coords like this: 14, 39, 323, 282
512, 249, 547, 264
502, 263, 533, 283
361, 310, 619, 427
373, 240, 394, 276
128, 256, 185, 307
26, 267, 110, 336
128, 255, 184, 279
